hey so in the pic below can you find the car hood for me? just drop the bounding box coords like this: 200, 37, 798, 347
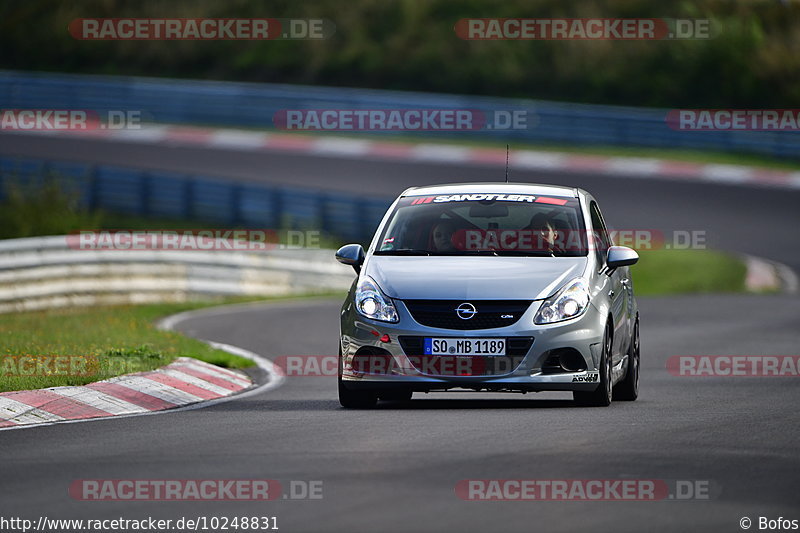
364, 255, 588, 301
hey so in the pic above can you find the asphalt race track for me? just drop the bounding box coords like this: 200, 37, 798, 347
2, 132, 800, 532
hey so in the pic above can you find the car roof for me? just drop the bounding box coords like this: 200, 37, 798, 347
401, 182, 579, 198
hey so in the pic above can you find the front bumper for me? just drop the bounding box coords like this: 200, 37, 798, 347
339, 298, 606, 393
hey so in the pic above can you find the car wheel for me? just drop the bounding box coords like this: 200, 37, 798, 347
573, 323, 613, 407
338, 377, 378, 408
613, 318, 639, 401
378, 389, 413, 402
337, 345, 377, 408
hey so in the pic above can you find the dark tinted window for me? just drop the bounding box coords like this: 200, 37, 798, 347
375, 192, 587, 257
589, 201, 610, 264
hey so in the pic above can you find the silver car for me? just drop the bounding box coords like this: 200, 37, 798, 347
335, 183, 640, 408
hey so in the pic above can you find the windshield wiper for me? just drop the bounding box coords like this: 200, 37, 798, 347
374, 249, 564, 257
492, 250, 554, 257
458, 250, 499, 256
374, 248, 433, 255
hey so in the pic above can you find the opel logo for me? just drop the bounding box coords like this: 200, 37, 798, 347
455, 302, 478, 320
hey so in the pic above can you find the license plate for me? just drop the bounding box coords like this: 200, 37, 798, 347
424, 338, 506, 356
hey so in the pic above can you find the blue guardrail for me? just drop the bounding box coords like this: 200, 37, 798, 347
0, 155, 392, 245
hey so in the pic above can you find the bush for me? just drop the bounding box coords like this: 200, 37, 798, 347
0, 177, 103, 239
1, 0, 798, 107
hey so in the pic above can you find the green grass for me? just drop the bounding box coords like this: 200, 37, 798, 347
0, 294, 344, 393
632, 249, 747, 296
0, 301, 248, 393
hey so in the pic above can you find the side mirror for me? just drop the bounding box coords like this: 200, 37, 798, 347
335, 244, 365, 273
606, 246, 639, 271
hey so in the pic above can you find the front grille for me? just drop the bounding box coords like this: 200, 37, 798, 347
398, 336, 533, 376
403, 300, 532, 330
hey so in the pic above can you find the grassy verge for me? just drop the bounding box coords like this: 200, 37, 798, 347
0, 293, 344, 393
632, 249, 747, 296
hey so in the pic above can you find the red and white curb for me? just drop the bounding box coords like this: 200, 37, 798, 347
14, 125, 800, 190
743, 254, 799, 294
0, 358, 252, 430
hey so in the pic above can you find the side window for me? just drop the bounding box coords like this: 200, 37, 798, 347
589, 201, 610, 265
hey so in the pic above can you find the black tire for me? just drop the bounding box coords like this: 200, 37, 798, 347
378, 389, 413, 402
338, 377, 377, 408
613, 318, 639, 401
338, 345, 377, 408
573, 324, 613, 407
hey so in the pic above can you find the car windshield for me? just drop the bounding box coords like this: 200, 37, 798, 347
374, 192, 588, 257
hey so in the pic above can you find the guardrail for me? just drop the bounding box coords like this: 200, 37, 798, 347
0, 235, 355, 313
0, 154, 392, 244
2, 70, 798, 159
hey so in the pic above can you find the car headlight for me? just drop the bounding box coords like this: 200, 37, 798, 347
534, 277, 590, 324
355, 276, 399, 323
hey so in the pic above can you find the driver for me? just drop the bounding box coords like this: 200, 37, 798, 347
527, 213, 561, 252
431, 219, 458, 252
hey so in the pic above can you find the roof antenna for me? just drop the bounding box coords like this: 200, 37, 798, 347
505, 144, 510, 183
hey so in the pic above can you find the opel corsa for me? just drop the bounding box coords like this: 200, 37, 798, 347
336, 183, 640, 408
